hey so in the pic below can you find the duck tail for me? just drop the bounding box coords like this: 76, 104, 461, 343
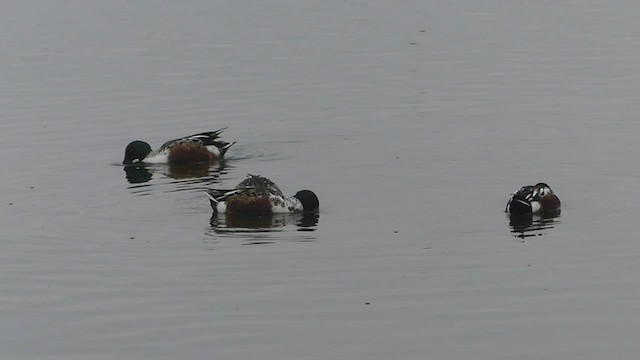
205, 190, 220, 212
218, 141, 236, 157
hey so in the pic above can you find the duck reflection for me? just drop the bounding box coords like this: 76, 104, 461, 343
508, 210, 560, 239
123, 164, 153, 183
165, 162, 211, 179
210, 211, 319, 233
124, 161, 228, 184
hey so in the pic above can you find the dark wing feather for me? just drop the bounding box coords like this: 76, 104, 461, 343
158, 128, 229, 151
185, 128, 228, 146
513, 185, 540, 201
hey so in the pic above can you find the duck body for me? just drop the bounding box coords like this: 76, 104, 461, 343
123, 129, 234, 165
206, 175, 319, 215
505, 183, 560, 215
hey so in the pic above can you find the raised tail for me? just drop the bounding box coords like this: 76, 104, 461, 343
204, 190, 220, 212
205, 188, 242, 213
205, 190, 219, 204
217, 141, 236, 157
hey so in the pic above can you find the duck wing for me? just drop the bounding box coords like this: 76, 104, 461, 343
159, 128, 229, 151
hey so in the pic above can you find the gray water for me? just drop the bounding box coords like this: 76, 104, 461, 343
3, 1, 640, 359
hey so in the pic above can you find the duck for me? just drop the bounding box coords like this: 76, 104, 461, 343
123, 128, 234, 165
205, 174, 319, 215
505, 182, 561, 215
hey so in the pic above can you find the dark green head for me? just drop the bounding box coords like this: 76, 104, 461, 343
123, 141, 152, 165
293, 190, 319, 211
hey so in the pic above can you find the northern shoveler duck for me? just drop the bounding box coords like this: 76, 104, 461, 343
205, 174, 319, 215
123, 128, 235, 165
505, 182, 561, 215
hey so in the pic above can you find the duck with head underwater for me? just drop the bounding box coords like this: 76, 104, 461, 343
505, 182, 561, 215
123, 128, 234, 165
205, 174, 319, 215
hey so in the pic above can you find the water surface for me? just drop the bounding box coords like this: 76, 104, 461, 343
3, 1, 640, 359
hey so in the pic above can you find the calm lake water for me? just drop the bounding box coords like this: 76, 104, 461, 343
3, 1, 640, 359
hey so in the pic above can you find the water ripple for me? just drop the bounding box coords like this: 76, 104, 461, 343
123, 160, 233, 195
205, 212, 319, 244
